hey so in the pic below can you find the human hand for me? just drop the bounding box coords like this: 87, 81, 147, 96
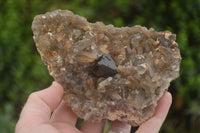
135, 91, 172, 133
15, 82, 172, 133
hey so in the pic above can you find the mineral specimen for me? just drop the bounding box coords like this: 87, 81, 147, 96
32, 9, 181, 126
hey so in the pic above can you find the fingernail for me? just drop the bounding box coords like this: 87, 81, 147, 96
52, 81, 63, 89
52, 81, 57, 86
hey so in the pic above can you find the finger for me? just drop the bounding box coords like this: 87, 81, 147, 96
136, 92, 172, 133
107, 120, 131, 133
81, 120, 107, 133
51, 123, 82, 133
16, 82, 63, 132
28, 123, 82, 133
50, 101, 77, 125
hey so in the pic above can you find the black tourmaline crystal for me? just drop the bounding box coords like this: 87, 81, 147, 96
93, 54, 117, 78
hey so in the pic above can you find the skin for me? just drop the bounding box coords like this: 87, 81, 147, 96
15, 81, 172, 133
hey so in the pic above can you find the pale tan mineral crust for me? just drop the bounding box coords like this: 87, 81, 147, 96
32, 9, 181, 126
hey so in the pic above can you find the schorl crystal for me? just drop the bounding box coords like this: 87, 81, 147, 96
93, 54, 117, 78
32, 9, 181, 126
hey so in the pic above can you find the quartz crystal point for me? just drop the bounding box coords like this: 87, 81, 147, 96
32, 9, 181, 126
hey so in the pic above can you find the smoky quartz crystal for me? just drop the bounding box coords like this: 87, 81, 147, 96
32, 9, 181, 126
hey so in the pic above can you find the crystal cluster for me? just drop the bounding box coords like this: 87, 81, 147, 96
32, 9, 181, 126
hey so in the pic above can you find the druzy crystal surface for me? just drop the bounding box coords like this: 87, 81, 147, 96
32, 9, 181, 126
